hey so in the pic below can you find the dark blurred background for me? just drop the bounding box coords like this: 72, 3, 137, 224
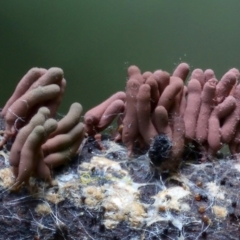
1, 0, 240, 114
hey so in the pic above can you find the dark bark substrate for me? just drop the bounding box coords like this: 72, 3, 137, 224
0, 134, 240, 240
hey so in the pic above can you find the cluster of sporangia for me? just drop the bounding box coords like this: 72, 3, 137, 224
1, 68, 85, 188
2, 63, 240, 187
84, 63, 240, 170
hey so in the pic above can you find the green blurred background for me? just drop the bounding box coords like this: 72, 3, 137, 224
1, 0, 240, 114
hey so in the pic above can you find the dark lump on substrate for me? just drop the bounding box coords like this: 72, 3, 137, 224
148, 134, 172, 168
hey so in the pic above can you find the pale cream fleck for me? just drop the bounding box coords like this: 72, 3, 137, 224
0, 167, 14, 188
153, 186, 191, 212
206, 182, 225, 200
212, 205, 228, 219
35, 203, 51, 215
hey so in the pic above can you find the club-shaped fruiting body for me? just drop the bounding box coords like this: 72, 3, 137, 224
1, 68, 66, 147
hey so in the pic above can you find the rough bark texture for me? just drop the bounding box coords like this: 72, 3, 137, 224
0, 112, 239, 240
